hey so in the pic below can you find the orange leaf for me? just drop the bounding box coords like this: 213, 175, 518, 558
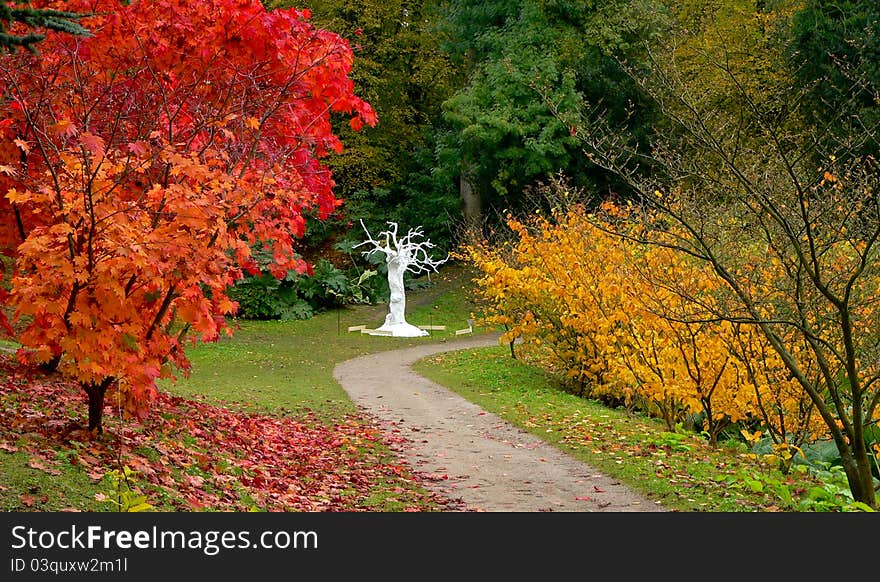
13, 138, 30, 154
49, 119, 78, 137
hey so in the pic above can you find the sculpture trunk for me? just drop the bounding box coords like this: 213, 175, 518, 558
376, 253, 427, 337
386, 255, 407, 326
356, 220, 448, 338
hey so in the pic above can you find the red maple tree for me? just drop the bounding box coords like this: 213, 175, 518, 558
0, 0, 375, 431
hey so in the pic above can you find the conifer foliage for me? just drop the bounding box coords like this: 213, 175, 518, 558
0, 1, 90, 52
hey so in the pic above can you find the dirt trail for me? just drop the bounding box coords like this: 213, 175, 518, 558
334, 333, 665, 512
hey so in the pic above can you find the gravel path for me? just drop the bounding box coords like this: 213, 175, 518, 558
334, 334, 665, 512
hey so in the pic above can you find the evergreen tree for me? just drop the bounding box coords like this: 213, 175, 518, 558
0, 1, 90, 52
788, 0, 879, 155
436, 0, 667, 228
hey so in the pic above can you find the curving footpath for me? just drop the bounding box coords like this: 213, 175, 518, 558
334, 333, 665, 512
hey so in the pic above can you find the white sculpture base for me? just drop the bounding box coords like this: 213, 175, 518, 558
367, 322, 429, 337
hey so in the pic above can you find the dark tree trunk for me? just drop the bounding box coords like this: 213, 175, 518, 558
840, 444, 878, 509
503, 324, 516, 359
83, 378, 113, 434
40, 354, 61, 373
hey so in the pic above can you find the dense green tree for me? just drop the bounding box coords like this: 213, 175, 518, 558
788, 0, 879, 153
436, 0, 667, 228
659, 1, 799, 105
266, 1, 456, 244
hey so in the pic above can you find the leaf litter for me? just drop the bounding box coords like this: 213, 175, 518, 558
0, 354, 461, 511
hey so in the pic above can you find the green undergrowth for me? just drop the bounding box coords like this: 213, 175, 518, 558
413, 345, 866, 512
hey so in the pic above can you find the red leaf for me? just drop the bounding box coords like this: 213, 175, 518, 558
79, 132, 105, 155
21, 494, 35, 507
183, 474, 205, 488
126, 141, 147, 156
28, 456, 62, 476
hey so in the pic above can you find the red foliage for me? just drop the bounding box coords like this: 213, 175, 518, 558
0, 0, 376, 425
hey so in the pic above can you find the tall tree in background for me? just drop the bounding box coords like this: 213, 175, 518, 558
788, 0, 879, 155
267, 0, 457, 247
0, 0, 374, 431
658, 0, 801, 108
436, 0, 667, 229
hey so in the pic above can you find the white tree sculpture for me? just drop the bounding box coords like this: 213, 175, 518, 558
355, 220, 448, 337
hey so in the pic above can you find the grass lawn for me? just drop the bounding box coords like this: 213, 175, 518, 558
163, 263, 481, 419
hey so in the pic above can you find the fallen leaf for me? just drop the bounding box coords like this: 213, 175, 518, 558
29, 457, 61, 476
183, 474, 205, 488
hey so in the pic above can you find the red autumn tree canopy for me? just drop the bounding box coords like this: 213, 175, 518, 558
0, 0, 376, 431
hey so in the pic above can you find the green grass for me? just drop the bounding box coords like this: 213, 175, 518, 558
0, 450, 105, 512
162, 263, 482, 419
412, 345, 843, 512
0, 338, 19, 350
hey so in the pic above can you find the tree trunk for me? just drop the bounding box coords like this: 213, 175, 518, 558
503, 324, 516, 360
460, 165, 482, 232
840, 443, 878, 508
386, 254, 406, 326
40, 354, 61, 373
83, 378, 112, 434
